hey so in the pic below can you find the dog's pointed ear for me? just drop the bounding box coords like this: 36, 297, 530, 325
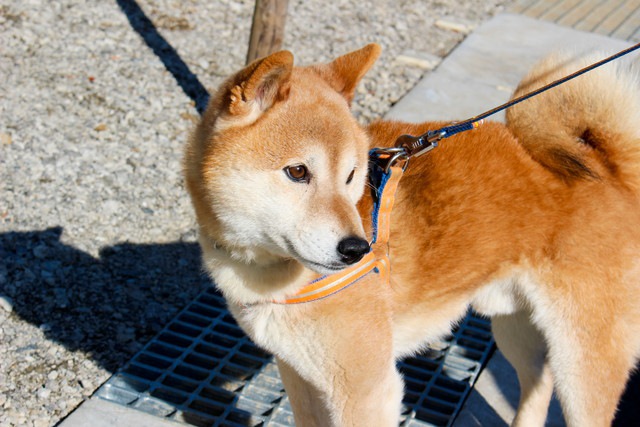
313, 43, 381, 105
220, 50, 293, 126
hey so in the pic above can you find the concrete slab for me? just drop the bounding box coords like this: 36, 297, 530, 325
386, 13, 631, 124
57, 397, 182, 427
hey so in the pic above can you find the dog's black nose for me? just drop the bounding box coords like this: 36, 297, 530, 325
337, 237, 370, 265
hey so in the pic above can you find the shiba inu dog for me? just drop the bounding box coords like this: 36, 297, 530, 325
183, 44, 640, 426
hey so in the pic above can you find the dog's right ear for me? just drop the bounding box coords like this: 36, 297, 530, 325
312, 44, 381, 105
217, 50, 293, 129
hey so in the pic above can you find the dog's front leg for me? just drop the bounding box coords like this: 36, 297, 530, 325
331, 357, 404, 427
277, 357, 335, 427
275, 278, 403, 426
277, 350, 403, 427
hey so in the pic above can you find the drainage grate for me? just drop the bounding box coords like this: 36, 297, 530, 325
95, 287, 494, 426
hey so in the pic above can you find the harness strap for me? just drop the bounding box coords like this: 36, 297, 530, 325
275, 165, 404, 304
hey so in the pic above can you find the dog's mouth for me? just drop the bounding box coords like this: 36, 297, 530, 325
303, 259, 346, 273
283, 237, 348, 274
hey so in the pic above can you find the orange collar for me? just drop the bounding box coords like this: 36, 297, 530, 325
275, 165, 404, 304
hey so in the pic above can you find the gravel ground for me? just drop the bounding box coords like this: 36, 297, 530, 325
0, 0, 511, 425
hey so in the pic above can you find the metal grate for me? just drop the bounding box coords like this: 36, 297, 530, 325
95, 287, 494, 426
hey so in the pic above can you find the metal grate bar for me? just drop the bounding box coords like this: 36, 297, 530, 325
95, 287, 494, 426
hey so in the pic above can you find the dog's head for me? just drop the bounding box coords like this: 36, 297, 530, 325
185, 44, 381, 275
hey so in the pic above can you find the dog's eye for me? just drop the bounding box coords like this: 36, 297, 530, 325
284, 164, 310, 183
346, 169, 355, 184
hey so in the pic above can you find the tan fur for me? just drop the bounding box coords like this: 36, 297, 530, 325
184, 45, 640, 426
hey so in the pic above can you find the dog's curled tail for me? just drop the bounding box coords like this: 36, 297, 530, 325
506, 52, 640, 191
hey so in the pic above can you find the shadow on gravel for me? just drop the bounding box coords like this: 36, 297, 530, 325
0, 227, 212, 372
115, 0, 210, 114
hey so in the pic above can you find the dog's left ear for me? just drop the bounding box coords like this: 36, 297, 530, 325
228, 50, 294, 115
313, 43, 381, 105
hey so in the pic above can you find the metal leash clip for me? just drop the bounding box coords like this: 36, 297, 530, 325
393, 120, 483, 163
395, 130, 445, 159
371, 128, 445, 173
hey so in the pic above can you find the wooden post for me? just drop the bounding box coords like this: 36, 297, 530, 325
246, 0, 289, 64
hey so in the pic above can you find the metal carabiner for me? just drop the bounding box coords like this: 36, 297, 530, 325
370, 147, 410, 173
395, 131, 444, 159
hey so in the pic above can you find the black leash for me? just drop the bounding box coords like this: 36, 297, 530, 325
392, 41, 640, 165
